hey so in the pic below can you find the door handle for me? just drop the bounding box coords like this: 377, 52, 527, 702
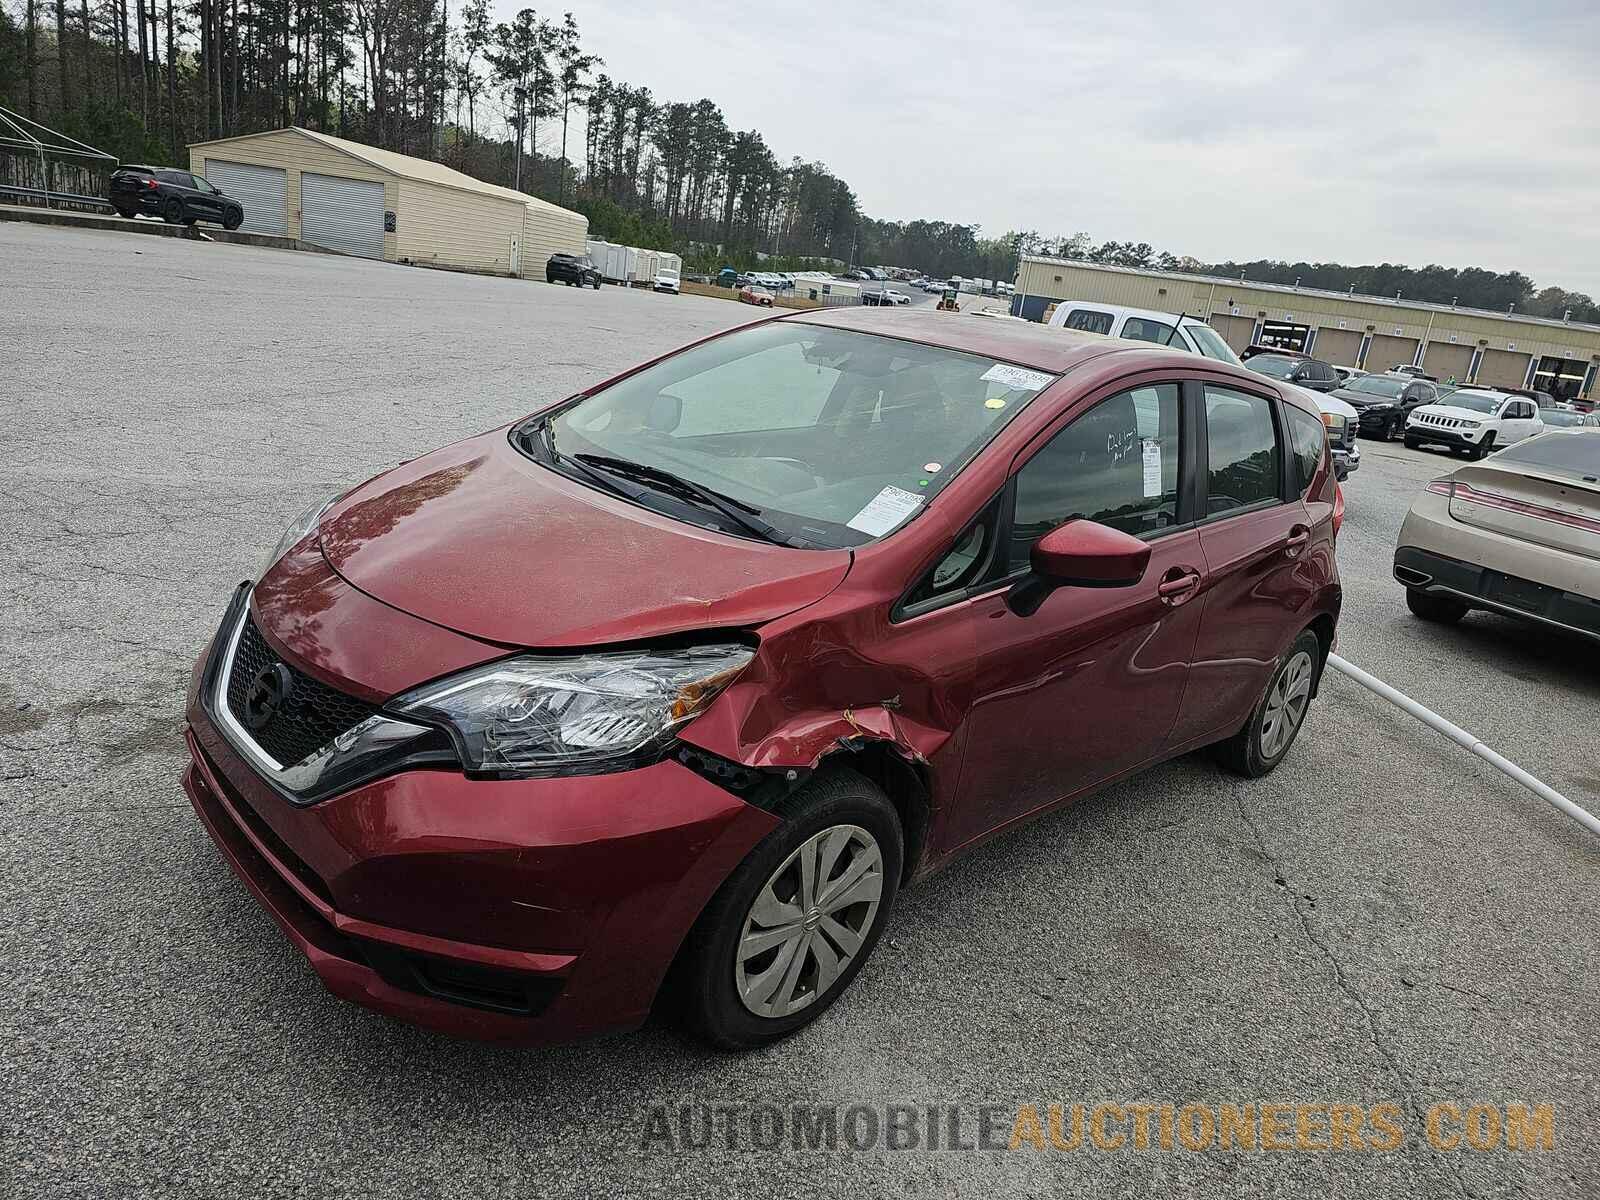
1284, 524, 1311, 557
1157, 568, 1201, 606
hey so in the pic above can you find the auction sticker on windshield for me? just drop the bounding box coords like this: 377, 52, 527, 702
847, 485, 925, 536
980, 363, 1055, 392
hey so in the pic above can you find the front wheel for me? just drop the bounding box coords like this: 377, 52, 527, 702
1388, 414, 1405, 441
592, 277, 601, 289
1470, 433, 1496, 461
672, 768, 902, 1050
223, 211, 242, 231
162, 197, 184, 224
1213, 630, 1321, 778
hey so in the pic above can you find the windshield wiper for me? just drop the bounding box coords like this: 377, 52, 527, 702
573, 453, 796, 546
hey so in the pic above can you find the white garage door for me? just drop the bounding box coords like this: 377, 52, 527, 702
203, 160, 286, 235
301, 173, 385, 258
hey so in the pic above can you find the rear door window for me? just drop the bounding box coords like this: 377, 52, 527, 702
1120, 317, 1178, 345
1203, 387, 1283, 515
1063, 309, 1114, 335
1008, 383, 1182, 570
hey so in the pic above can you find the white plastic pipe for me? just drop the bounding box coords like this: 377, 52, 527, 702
1326, 653, 1600, 839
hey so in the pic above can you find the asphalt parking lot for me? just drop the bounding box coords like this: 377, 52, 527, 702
4, 226, 1598, 1199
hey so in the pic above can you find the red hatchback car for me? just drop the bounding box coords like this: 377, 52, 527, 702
183, 309, 1341, 1049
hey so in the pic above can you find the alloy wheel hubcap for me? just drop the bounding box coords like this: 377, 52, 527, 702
1260, 650, 1314, 759
735, 824, 883, 1019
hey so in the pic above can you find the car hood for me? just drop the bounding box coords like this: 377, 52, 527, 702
1293, 384, 1357, 420
317, 429, 854, 647
1330, 387, 1400, 408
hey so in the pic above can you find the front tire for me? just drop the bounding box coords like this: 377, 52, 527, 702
1214, 630, 1321, 778
1470, 433, 1495, 461
1406, 589, 1468, 624
1388, 413, 1404, 441
223, 211, 242, 231
673, 768, 902, 1050
1404, 434, 1420, 449
162, 197, 184, 224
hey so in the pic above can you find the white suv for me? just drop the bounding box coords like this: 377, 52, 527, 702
1404, 389, 1544, 459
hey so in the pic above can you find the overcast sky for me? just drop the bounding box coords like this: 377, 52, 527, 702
498, 0, 1600, 295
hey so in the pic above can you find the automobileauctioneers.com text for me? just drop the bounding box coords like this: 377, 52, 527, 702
639, 1101, 1555, 1155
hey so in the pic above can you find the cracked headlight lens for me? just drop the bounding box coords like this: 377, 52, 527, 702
393, 645, 755, 774
260, 494, 338, 577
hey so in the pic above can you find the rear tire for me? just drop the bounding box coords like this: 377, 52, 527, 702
1406, 589, 1468, 624
1214, 630, 1321, 779
672, 767, 902, 1050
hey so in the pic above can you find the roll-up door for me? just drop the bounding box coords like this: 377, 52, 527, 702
1474, 349, 1532, 389
1422, 342, 1472, 381
1210, 314, 1256, 353
1311, 328, 1361, 367
203, 160, 287, 235
301, 172, 385, 258
1362, 334, 1418, 372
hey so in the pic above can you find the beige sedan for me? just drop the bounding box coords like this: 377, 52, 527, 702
1394, 429, 1600, 642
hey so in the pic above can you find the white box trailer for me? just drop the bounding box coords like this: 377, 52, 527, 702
585, 240, 637, 283
630, 248, 683, 285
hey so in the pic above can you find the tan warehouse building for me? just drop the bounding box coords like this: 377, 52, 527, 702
188, 127, 587, 277
1014, 258, 1600, 402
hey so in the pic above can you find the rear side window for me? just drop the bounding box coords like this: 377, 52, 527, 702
1204, 387, 1282, 514
1063, 309, 1114, 335
1008, 384, 1181, 570
1285, 405, 1328, 495
1120, 317, 1178, 345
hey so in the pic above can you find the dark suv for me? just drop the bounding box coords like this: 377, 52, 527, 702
1243, 352, 1341, 393
110, 165, 243, 229
547, 254, 602, 288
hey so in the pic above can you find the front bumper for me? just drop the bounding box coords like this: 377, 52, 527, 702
183, 594, 780, 1045
1406, 421, 1482, 448
1332, 441, 1360, 477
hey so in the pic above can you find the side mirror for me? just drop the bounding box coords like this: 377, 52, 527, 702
1008, 520, 1152, 616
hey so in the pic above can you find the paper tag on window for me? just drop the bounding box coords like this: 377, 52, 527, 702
980, 363, 1055, 392
847, 486, 924, 536
1142, 439, 1163, 498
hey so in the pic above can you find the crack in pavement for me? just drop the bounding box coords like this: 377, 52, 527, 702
1233, 786, 1474, 1198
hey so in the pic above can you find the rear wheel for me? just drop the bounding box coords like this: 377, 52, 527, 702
162, 197, 184, 224
1406, 589, 1468, 624
672, 768, 902, 1050
1214, 630, 1321, 778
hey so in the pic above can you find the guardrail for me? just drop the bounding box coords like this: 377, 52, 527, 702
0, 182, 112, 211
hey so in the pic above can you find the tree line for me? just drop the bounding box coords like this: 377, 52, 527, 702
1, 2, 1593, 317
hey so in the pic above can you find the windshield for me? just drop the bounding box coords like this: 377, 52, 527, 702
1440, 391, 1501, 413
1247, 355, 1300, 380
534, 323, 1054, 548
1183, 323, 1242, 364
1346, 376, 1408, 398
1491, 432, 1600, 473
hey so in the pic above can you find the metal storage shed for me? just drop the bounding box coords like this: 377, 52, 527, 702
188, 127, 587, 276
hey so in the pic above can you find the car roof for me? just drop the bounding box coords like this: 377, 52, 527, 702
781, 308, 1318, 412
